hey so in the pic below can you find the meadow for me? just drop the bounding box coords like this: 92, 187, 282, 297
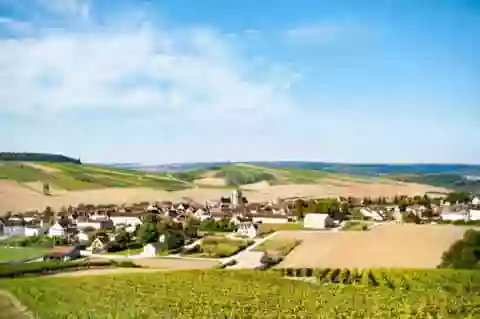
0, 247, 48, 262
0, 269, 478, 318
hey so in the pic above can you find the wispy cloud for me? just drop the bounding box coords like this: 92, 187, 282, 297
0, 22, 296, 125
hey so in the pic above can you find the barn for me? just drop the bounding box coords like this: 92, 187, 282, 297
303, 213, 334, 229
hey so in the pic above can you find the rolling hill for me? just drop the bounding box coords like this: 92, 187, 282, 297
0, 155, 455, 213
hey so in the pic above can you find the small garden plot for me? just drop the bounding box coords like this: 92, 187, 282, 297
254, 239, 301, 257
342, 221, 372, 231
259, 223, 303, 236
184, 236, 253, 258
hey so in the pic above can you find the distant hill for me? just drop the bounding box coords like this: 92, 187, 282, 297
0, 152, 81, 164
113, 161, 480, 194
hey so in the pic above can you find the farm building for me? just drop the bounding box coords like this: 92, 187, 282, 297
236, 222, 260, 239
303, 214, 334, 229
44, 246, 81, 261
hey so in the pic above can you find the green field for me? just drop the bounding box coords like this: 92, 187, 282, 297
0, 269, 478, 318
258, 223, 304, 235
0, 162, 191, 191
0, 247, 48, 262
0, 160, 420, 192
184, 236, 253, 258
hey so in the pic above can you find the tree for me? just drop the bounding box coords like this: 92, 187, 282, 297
137, 221, 160, 245
114, 228, 132, 247
293, 199, 305, 219
446, 191, 472, 204
43, 206, 55, 225
184, 217, 200, 238
440, 230, 480, 269
42, 182, 51, 196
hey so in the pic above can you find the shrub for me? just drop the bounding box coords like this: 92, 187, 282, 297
0, 260, 113, 278
440, 229, 480, 269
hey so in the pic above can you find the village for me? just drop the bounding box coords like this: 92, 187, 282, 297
0, 189, 479, 269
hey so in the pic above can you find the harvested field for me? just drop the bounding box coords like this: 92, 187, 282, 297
277, 224, 475, 269
1, 179, 449, 214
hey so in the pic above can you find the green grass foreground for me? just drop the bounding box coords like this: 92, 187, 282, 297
0, 269, 479, 318
0, 247, 48, 262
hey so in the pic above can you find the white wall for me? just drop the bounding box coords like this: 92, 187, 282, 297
304, 214, 331, 229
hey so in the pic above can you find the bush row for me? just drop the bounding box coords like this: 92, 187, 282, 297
0, 260, 115, 278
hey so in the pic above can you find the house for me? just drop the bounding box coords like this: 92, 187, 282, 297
3, 219, 26, 237
109, 215, 142, 232
193, 208, 210, 221
470, 209, 480, 221
143, 243, 162, 257
24, 222, 47, 237
359, 208, 384, 221
303, 213, 334, 229
76, 218, 114, 230
44, 246, 81, 261
75, 230, 90, 243
236, 222, 260, 239
230, 215, 252, 226
472, 197, 480, 206
88, 237, 109, 253
48, 222, 66, 237
441, 208, 469, 221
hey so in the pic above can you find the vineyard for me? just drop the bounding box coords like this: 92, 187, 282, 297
0, 269, 479, 318
277, 267, 480, 292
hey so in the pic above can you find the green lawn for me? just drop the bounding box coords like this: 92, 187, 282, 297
0, 247, 48, 262
259, 223, 304, 235
184, 236, 252, 258
253, 239, 301, 257
0, 269, 478, 318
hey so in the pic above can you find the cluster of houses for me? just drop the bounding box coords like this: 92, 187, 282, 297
1, 193, 479, 243
0, 192, 300, 242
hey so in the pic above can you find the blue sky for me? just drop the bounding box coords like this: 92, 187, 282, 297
0, 0, 479, 164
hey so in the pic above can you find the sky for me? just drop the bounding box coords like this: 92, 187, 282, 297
0, 0, 479, 164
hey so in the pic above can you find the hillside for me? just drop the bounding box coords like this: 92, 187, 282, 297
0, 161, 451, 213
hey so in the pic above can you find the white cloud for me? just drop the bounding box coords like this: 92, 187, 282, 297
285, 23, 344, 43
0, 25, 296, 123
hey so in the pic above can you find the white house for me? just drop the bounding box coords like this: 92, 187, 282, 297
469, 209, 480, 221
303, 213, 334, 229
236, 222, 260, 239
48, 222, 66, 237
76, 218, 114, 230
3, 220, 26, 237
472, 197, 480, 206
143, 243, 162, 257
109, 216, 142, 232
75, 231, 90, 243
441, 209, 469, 221
360, 208, 384, 221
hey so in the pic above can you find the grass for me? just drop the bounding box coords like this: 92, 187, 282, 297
259, 223, 304, 235
253, 239, 301, 257
0, 247, 48, 262
184, 236, 253, 258
342, 221, 372, 231
0, 269, 478, 318
103, 247, 144, 256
